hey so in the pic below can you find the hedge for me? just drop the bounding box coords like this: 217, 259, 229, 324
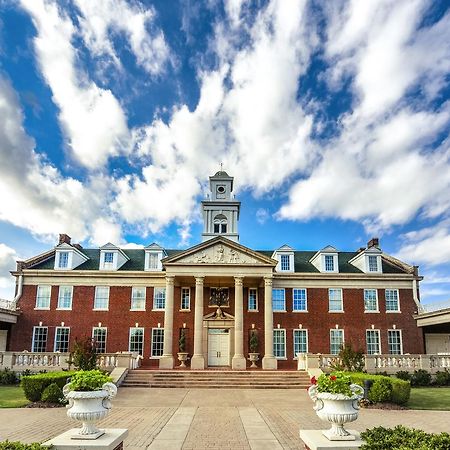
360, 425, 450, 450
343, 372, 411, 405
21, 371, 76, 402
0, 443, 49, 450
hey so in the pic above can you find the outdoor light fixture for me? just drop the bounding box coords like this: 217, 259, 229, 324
61, 321, 64, 326
183, 323, 186, 328
335, 324, 339, 329
39, 321, 42, 326
371, 324, 375, 329
98, 322, 102, 327
299, 324, 302, 329
393, 324, 396, 329
277, 323, 280, 329
135, 322, 139, 327
157, 322, 161, 328
251, 323, 255, 329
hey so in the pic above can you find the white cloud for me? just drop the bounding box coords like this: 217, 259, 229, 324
256, 208, 269, 225
0, 243, 18, 299
74, 0, 170, 76
20, 0, 129, 168
89, 218, 123, 246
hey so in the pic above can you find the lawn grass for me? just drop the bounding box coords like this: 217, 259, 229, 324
408, 387, 450, 410
0, 385, 29, 408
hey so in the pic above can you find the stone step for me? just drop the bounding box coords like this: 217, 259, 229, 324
121, 383, 308, 389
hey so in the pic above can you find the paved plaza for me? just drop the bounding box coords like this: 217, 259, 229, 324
1, 388, 449, 449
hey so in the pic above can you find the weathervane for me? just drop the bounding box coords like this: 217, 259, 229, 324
220, 162, 223, 171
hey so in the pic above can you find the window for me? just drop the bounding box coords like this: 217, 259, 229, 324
54, 327, 70, 352
364, 289, 378, 312
273, 329, 286, 359
272, 289, 286, 311
280, 254, 290, 271
103, 252, 114, 269
388, 330, 403, 354
129, 328, 144, 355
366, 330, 381, 355
248, 288, 258, 311
330, 329, 344, 355
36, 285, 51, 309
151, 328, 164, 357
213, 214, 227, 233
385, 289, 400, 312
57, 286, 73, 309
328, 288, 343, 312
324, 255, 335, 271
293, 329, 308, 356
32, 326, 48, 352
131, 287, 146, 310
368, 255, 378, 272
94, 286, 110, 310
181, 287, 190, 310
153, 287, 166, 310
58, 252, 69, 269
93, 327, 107, 353
148, 253, 159, 269
293, 288, 307, 311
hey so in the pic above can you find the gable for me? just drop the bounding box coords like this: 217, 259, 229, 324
163, 237, 276, 266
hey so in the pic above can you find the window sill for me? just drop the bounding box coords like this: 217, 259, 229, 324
179, 309, 191, 312
149, 356, 162, 359
386, 310, 401, 313
56, 308, 72, 311
275, 357, 287, 360
152, 309, 165, 312
130, 309, 146, 312
247, 310, 259, 312
328, 310, 344, 313
364, 310, 380, 313
293, 310, 308, 313
273, 310, 287, 313
34, 307, 50, 310
93, 308, 109, 311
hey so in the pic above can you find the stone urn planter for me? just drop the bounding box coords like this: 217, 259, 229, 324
177, 352, 189, 368
308, 375, 364, 441
63, 370, 117, 439
248, 352, 260, 368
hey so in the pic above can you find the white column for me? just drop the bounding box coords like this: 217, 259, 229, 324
159, 275, 175, 369
262, 276, 277, 370
191, 276, 205, 369
232, 276, 246, 370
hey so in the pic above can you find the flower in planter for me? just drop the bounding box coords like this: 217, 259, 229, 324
65, 370, 112, 392
310, 372, 354, 397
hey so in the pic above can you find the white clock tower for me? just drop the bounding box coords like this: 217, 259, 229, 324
201, 170, 240, 242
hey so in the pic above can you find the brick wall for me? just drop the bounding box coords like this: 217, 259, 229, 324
10, 283, 423, 369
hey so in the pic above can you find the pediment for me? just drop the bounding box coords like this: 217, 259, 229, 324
163, 237, 276, 266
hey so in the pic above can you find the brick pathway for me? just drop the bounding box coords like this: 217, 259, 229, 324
1, 388, 450, 449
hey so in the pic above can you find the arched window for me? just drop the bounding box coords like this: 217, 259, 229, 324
213, 214, 227, 233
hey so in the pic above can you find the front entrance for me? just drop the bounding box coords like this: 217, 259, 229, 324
207, 328, 230, 366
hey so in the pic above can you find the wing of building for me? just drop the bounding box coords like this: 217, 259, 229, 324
5, 170, 424, 370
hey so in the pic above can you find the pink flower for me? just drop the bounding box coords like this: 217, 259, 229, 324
330, 375, 337, 381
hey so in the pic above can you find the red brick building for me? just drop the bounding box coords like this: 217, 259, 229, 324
7, 171, 424, 369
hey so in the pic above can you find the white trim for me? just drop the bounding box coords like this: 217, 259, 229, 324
293, 328, 308, 358
388, 329, 403, 355
93, 286, 110, 310
129, 327, 145, 355
330, 328, 344, 355
273, 328, 287, 359
181, 287, 191, 310
32, 326, 48, 352
153, 287, 166, 310
54, 326, 70, 352
328, 288, 343, 312
130, 286, 146, 311
57, 285, 73, 310
247, 287, 258, 312
365, 329, 381, 355
35, 285, 51, 309
151, 327, 164, 358
385, 288, 400, 312
363, 288, 379, 313
272, 288, 286, 312
92, 326, 108, 353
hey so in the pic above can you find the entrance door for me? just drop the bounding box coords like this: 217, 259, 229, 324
0, 330, 7, 351
208, 329, 230, 366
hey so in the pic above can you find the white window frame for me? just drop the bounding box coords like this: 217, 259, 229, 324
328, 288, 343, 312
293, 288, 307, 312
35, 285, 51, 310
57, 251, 70, 269
366, 329, 381, 355
330, 329, 344, 355
131, 287, 146, 311
388, 329, 403, 355
153, 287, 166, 310
151, 328, 165, 358
54, 326, 70, 352
280, 254, 290, 271
57, 285, 73, 310
367, 255, 379, 272
248, 288, 258, 311
92, 327, 107, 353
94, 286, 110, 310
272, 288, 286, 312
100, 251, 116, 270
129, 327, 144, 356
364, 289, 379, 313
32, 326, 48, 352
385, 289, 400, 312
181, 287, 191, 310
293, 329, 308, 358
273, 328, 286, 359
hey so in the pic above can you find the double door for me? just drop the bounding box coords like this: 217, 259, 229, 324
207, 329, 230, 366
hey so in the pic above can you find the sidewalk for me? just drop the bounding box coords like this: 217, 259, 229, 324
1, 388, 449, 449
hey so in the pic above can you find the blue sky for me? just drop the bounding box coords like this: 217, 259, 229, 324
0, 0, 450, 305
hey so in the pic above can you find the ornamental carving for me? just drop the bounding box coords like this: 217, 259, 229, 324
177, 244, 262, 265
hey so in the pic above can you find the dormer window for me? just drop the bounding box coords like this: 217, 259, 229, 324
145, 243, 166, 271
148, 253, 159, 270
58, 252, 69, 269
280, 254, 290, 271
368, 255, 378, 272
324, 255, 335, 271
54, 243, 88, 270
273, 245, 294, 273
348, 239, 383, 274
99, 243, 129, 271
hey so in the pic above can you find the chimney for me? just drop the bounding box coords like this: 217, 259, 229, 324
73, 243, 83, 250
59, 234, 71, 245
367, 237, 379, 249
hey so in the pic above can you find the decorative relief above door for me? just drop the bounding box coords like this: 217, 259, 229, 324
176, 243, 262, 264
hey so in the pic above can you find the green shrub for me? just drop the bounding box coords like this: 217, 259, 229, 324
368, 378, 392, 403
345, 372, 410, 404
434, 369, 450, 386
395, 370, 411, 381
361, 425, 450, 450
41, 382, 64, 403
0, 368, 18, 385
330, 343, 365, 372
0, 442, 50, 450
66, 370, 112, 392
21, 371, 76, 402
411, 369, 432, 387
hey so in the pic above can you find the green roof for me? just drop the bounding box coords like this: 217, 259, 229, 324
29, 247, 407, 274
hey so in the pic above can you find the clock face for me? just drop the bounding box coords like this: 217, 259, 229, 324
217, 185, 226, 194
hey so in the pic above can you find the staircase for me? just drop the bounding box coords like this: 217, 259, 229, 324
121, 369, 310, 389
